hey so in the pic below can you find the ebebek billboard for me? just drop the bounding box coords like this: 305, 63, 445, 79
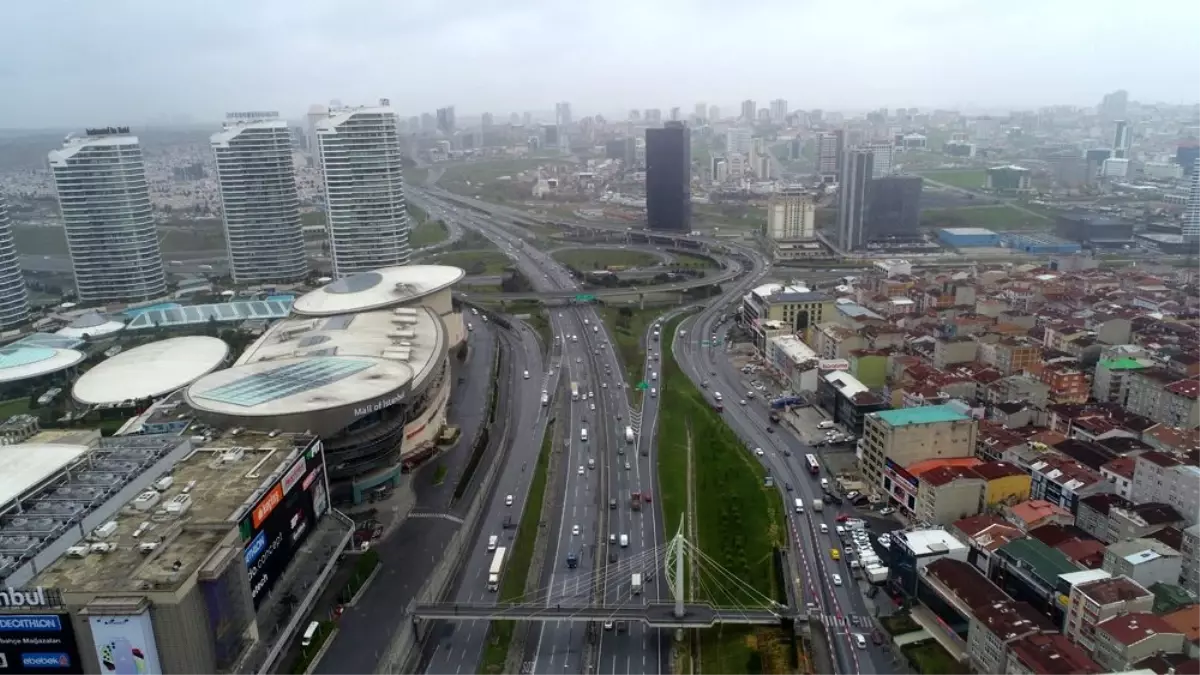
239, 441, 329, 608
0, 613, 83, 674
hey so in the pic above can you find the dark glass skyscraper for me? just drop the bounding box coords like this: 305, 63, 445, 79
646, 121, 691, 232
867, 175, 923, 239
836, 148, 873, 250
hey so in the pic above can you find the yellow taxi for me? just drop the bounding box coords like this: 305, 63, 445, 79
830, 548, 840, 560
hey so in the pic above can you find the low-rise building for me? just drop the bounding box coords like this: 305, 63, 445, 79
1093, 612, 1186, 671
1005, 633, 1103, 674
974, 460, 1033, 509
890, 528, 970, 598
1029, 455, 1113, 515
1108, 503, 1187, 541
1092, 356, 1151, 403
1006, 499, 1075, 532
863, 405, 977, 493
1101, 538, 1184, 588
916, 465, 986, 525
968, 599, 1057, 675
952, 514, 1025, 575
992, 538, 1081, 616
1064, 575, 1154, 653
764, 334, 820, 393
1124, 369, 1200, 429
1182, 524, 1200, 592
1075, 493, 1132, 543
816, 370, 888, 434
1130, 452, 1200, 527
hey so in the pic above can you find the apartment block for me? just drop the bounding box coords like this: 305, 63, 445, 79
1038, 363, 1091, 404
933, 336, 979, 369
1092, 612, 1186, 671
1005, 633, 1103, 674
990, 338, 1044, 376
974, 460, 1033, 508
916, 465, 986, 525
1131, 452, 1200, 527
1063, 575, 1153, 653
1124, 369, 1200, 429
1092, 357, 1150, 403
1101, 538, 1183, 588
1029, 455, 1113, 514
967, 599, 1056, 675
862, 405, 977, 492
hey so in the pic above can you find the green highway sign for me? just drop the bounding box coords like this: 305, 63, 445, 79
636, 381, 649, 391
575, 294, 596, 302
701, 340, 711, 346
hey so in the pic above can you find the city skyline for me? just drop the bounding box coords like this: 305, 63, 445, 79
2, 0, 1198, 128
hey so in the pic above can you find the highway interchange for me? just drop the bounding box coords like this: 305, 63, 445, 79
406, 187, 897, 675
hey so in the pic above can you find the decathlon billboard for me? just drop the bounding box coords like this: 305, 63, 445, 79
0, 613, 83, 674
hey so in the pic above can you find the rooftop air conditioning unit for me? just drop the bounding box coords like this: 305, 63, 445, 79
221, 448, 245, 463
138, 542, 159, 554
164, 494, 193, 516
132, 491, 162, 512
90, 542, 116, 554
66, 545, 89, 558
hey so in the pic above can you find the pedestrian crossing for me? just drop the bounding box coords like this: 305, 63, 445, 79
819, 613, 875, 631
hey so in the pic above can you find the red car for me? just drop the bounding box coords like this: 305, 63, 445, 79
836, 513, 849, 523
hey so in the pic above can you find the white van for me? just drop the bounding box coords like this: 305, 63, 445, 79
488, 535, 498, 552
301, 621, 320, 648
581, 428, 588, 442
651, 371, 658, 381
588, 458, 595, 469
817, 421, 834, 429
793, 498, 803, 513
619, 534, 629, 547
650, 388, 658, 398
820, 478, 829, 489
819, 523, 829, 534
523, 370, 530, 379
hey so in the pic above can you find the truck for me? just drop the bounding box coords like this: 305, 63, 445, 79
566, 551, 578, 569
624, 426, 635, 443
631, 491, 642, 511
812, 498, 824, 513
571, 382, 579, 401
631, 573, 643, 595
540, 390, 550, 406
487, 546, 506, 591
865, 565, 888, 584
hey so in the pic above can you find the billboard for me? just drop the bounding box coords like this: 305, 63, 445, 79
239, 441, 328, 608
87, 613, 162, 675
0, 613, 83, 674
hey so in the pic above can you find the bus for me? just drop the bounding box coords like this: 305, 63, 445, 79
487, 547, 507, 591
570, 382, 579, 401
805, 454, 821, 475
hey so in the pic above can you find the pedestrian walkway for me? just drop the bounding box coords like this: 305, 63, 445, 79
820, 613, 876, 633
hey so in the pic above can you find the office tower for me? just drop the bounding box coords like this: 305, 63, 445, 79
544, 125, 559, 147
1098, 90, 1128, 122
817, 130, 844, 182
522, 112, 532, 127
770, 99, 788, 123
306, 104, 330, 166
420, 113, 436, 131
867, 176, 923, 239
708, 105, 720, 123
645, 109, 662, 124
1185, 157, 1200, 241
1112, 120, 1131, 159
0, 195, 29, 328
211, 113, 307, 284
670, 107, 681, 122
508, 112, 520, 126
555, 102, 572, 127
741, 100, 756, 122
645, 121, 691, 232
757, 108, 771, 123
436, 106, 456, 134
788, 137, 802, 160
481, 112, 494, 129
767, 188, 815, 240
694, 103, 707, 121
317, 101, 410, 277
726, 127, 752, 154
864, 141, 895, 178
48, 128, 166, 303
711, 156, 728, 183
836, 148, 874, 251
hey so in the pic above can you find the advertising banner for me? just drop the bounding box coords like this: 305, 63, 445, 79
238, 442, 329, 608
0, 613, 83, 674
87, 613, 162, 675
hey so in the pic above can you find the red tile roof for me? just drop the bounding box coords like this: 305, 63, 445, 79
1097, 612, 1181, 646
1008, 633, 1102, 674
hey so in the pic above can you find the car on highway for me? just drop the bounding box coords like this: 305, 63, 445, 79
578, 466, 584, 475
609, 499, 617, 509
604, 621, 614, 631
576, 357, 582, 363
625, 461, 631, 470
609, 533, 616, 545
740, 399, 746, 405
832, 574, 843, 586
755, 447, 764, 456
572, 525, 580, 536
830, 548, 840, 560
855, 634, 867, 649
505, 494, 513, 506
590, 403, 595, 411
601, 383, 607, 388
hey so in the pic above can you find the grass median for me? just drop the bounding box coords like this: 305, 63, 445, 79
480, 416, 555, 673
656, 315, 790, 674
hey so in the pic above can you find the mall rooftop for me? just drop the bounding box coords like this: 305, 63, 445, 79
34, 430, 315, 595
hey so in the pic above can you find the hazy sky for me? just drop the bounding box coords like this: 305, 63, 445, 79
4, 0, 1198, 128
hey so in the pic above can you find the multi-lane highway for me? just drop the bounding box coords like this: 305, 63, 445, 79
416, 193, 672, 674
672, 280, 896, 675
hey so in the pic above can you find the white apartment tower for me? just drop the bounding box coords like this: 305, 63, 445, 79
306, 104, 331, 168
317, 101, 411, 277
770, 99, 788, 123
211, 113, 308, 284
48, 129, 166, 303
864, 141, 895, 178
767, 189, 815, 240
0, 195, 30, 328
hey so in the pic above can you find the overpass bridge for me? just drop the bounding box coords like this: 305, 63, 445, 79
411, 601, 783, 627
457, 263, 743, 301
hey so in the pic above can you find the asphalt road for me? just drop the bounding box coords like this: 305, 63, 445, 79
673, 287, 896, 675
421, 195, 674, 675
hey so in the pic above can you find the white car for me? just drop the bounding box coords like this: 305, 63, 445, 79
578, 466, 584, 475
832, 574, 842, 586
505, 494, 514, 506
755, 448, 764, 456
572, 525, 580, 536
589, 403, 596, 411
576, 357, 582, 363
602, 383, 608, 388
589, 392, 594, 399
740, 399, 746, 405
625, 461, 631, 470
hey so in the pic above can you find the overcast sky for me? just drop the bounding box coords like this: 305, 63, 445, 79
3, 0, 1198, 129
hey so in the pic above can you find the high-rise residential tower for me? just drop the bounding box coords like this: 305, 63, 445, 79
0, 195, 30, 328
555, 102, 572, 127
49, 128, 166, 303
211, 112, 308, 284
645, 121, 692, 232
863, 141, 895, 178
741, 100, 756, 122
770, 99, 788, 123
836, 148, 874, 251
766, 188, 815, 240
1184, 157, 1200, 241
306, 104, 330, 167
436, 106, 456, 134
317, 101, 411, 277
1113, 120, 1131, 159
